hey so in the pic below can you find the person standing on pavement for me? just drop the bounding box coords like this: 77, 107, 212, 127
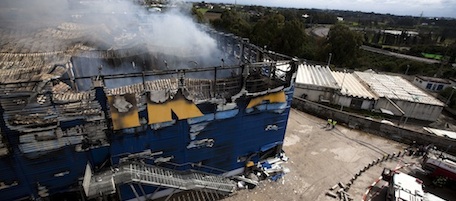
332, 120, 337, 129
327, 118, 332, 128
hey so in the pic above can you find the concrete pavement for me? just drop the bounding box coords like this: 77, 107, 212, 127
224, 108, 411, 201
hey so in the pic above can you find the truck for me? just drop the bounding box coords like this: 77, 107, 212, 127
382, 168, 446, 201
383, 169, 425, 201
422, 150, 456, 187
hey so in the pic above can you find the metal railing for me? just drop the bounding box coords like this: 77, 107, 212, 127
85, 161, 236, 198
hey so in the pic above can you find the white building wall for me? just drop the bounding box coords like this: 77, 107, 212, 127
413, 77, 451, 91
294, 88, 334, 102
375, 98, 402, 116
413, 77, 428, 90
375, 98, 442, 121
294, 84, 336, 103
395, 101, 442, 122
337, 96, 351, 108
361, 100, 373, 110
334, 95, 375, 110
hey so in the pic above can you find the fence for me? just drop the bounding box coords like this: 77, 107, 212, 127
292, 97, 456, 155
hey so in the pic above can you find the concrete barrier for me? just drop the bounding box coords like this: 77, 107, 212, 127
292, 97, 456, 155
350, 177, 356, 182
326, 191, 337, 198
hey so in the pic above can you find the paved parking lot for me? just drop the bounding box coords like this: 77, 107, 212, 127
162, 108, 454, 201
225, 108, 412, 201
225, 108, 456, 201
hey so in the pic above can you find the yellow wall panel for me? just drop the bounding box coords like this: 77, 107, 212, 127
147, 102, 173, 124
247, 91, 286, 108
148, 97, 203, 124
171, 98, 204, 120
108, 94, 140, 130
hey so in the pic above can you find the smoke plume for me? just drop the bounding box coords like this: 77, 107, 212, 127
0, 0, 225, 67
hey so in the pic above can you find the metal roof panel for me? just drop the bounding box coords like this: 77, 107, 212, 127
296, 64, 339, 88
355, 72, 444, 106
331, 71, 378, 100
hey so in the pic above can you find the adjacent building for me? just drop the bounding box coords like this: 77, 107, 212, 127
356, 72, 444, 122
295, 65, 444, 122
413, 75, 452, 92
331, 70, 377, 110
294, 64, 339, 103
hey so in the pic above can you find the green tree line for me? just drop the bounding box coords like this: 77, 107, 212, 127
192, 7, 454, 77
209, 9, 362, 67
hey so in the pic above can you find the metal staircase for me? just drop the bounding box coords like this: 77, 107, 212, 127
83, 162, 236, 199
154, 189, 230, 201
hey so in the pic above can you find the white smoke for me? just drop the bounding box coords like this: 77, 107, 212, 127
145, 10, 218, 56
0, 0, 222, 65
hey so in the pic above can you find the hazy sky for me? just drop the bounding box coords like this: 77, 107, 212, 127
198, 0, 456, 18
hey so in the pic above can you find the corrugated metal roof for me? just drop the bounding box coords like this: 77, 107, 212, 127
296, 64, 338, 88
355, 72, 444, 106
331, 71, 378, 100
423, 127, 456, 140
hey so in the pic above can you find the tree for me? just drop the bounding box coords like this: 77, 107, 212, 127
324, 23, 363, 67
449, 42, 456, 64
191, 7, 205, 23
250, 13, 285, 49
211, 10, 251, 37
276, 19, 308, 58
439, 87, 456, 109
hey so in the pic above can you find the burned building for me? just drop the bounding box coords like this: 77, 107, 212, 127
0, 1, 298, 200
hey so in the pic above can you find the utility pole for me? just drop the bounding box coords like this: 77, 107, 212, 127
405, 64, 410, 75
339, 69, 347, 111
327, 53, 332, 68
446, 86, 456, 106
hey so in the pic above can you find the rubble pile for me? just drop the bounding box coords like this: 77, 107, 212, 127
234, 152, 290, 190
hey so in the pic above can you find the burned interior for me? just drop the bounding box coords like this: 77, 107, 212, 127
0, 24, 296, 149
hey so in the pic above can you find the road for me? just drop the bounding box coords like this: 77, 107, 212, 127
308, 26, 441, 65
310, 26, 330, 37
361, 45, 441, 64
224, 108, 411, 201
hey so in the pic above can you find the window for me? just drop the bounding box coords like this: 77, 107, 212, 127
437, 85, 444, 90
350, 98, 363, 109
426, 83, 432, 89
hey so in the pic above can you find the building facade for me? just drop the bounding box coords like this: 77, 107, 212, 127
413, 76, 452, 92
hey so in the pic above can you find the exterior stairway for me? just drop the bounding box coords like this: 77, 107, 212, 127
84, 162, 236, 199
154, 189, 230, 201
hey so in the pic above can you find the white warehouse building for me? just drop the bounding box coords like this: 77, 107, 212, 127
355, 72, 444, 122
331, 70, 378, 110
294, 64, 444, 122
294, 64, 339, 103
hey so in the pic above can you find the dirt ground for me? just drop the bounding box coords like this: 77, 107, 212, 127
224, 108, 413, 201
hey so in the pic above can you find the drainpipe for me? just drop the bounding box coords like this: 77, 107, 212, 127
384, 97, 405, 125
